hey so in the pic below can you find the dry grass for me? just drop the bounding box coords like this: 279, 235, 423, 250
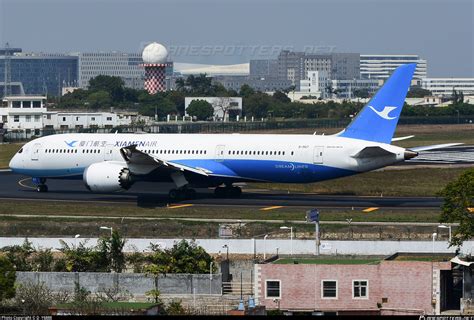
252, 167, 467, 197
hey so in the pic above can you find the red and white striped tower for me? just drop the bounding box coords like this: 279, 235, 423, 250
141, 42, 170, 94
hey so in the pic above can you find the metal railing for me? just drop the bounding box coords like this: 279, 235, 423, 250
222, 282, 253, 296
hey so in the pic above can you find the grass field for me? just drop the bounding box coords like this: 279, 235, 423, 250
252, 167, 466, 197
0, 214, 446, 239
0, 143, 21, 168
0, 200, 442, 223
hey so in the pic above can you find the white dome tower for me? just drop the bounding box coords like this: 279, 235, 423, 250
141, 42, 170, 94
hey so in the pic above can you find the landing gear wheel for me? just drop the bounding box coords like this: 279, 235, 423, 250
36, 185, 48, 193
214, 187, 226, 198
168, 189, 179, 200
229, 186, 242, 198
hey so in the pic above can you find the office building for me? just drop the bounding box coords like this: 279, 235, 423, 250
277, 51, 360, 89
212, 76, 292, 92
250, 59, 279, 78
299, 71, 330, 98
0, 50, 78, 96
360, 54, 427, 81
421, 78, 474, 96
77, 51, 173, 91
331, 79, 381, 99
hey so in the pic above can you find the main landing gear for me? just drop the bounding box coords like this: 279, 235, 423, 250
168, 187, 197, 201
214, 185, 242, 198
32, 178, 48, 193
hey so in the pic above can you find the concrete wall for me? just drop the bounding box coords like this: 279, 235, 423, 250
16, 272, 222, 296
2, 237, 473, 256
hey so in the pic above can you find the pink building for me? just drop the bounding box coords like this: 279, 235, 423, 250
255, 259, 455, 315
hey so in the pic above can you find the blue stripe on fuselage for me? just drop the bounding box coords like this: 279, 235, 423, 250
11, 159, 356, 183
173, 159, 356, 183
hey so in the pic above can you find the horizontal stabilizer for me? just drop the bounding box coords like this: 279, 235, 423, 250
351, 146, 396, 158
392, 135, 415, 142
409, 143, 464, 152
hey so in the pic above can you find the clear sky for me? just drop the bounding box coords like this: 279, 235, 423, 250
0, 0, 472, 77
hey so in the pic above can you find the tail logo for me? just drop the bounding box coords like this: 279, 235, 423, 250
368, 106, 398, 120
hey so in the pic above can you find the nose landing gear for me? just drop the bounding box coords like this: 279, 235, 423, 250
32, 177, 48, 192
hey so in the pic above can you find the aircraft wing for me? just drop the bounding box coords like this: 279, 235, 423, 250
120, 145, 211, 176
409, 143, 464, 152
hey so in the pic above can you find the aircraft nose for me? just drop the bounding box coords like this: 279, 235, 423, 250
9, 154, 18, 171
9, 151, 23, 171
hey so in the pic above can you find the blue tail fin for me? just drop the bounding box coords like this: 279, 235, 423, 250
339, 63, 416, 144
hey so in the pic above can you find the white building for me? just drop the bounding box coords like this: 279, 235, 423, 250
299, 71, 329, 98
0, 96, 47, 131
0, 96, 144, 138
360, 54, 427, 82
184, 97, 242, 121
421, 78, 474, 97
42, 111, 140, 130
331, 79, 382, 99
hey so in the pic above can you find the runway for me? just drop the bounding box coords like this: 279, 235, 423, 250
0, 171, 444, 209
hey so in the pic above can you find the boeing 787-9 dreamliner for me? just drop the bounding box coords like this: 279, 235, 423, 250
9, 64, 459, 199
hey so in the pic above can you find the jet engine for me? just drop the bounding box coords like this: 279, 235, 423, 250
83, 162, 133, 192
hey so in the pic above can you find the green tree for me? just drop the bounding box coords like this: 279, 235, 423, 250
0, 256, 15, 302
353, 88, 370, 99
32, 248, 54, 272
239, 84, 255, 98
98, 230, 126, 273
2, 238, 35, 271
407, 87, 432, 98
272, 90, 291, 103
87, 90, 112, 109
439, 168, 474, 247
88, 75, 125, 102
186, 99, 214, 120
59, 240, 108, 272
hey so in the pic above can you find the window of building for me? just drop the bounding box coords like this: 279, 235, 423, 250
33, 101, 41, 108
91, 117, 96, 121
62, 117, 67, 122
107, 117, 112, 121
22, 101, 31, 108
12, 101, 21, 108
265, 280, 281, 299
353, 280, 368, 299
25, 115, 31, 122
34, 115, 40, 122
13, 115, 19, 122
322, 280, 338, 299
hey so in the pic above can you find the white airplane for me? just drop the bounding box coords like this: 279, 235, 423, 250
8, 64, 459, 200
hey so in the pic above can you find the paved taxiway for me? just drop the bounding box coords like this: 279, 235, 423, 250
0, 171, 444, 209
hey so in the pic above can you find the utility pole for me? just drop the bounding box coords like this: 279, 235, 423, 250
3, 42, 11, 98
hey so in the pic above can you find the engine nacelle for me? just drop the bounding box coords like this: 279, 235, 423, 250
83, 162, 133, 192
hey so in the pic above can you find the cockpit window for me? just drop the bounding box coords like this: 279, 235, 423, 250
18, 148, 23, 154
